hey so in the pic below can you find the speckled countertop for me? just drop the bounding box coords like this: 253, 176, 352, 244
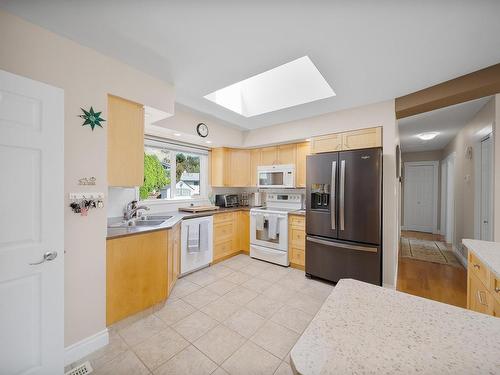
290, 279, 500, 375
107, 206, 252, 239
463, 239, 500, 278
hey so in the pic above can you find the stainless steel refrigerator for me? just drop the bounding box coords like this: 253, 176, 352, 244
305, 148, 382, 285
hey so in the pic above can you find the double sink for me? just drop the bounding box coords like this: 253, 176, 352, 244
108, 215, 173, 228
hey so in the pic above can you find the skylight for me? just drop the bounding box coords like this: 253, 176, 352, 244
204, 56, 335, 117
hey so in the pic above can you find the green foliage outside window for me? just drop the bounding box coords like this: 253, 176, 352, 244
139, 153, 170, 199
176, 153, 200, 180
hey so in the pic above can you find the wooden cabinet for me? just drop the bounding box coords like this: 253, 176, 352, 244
310, 133, 342, 154
289, 215, 306, 269
295, 142, 310, 188
277, 144, 297, 164
210, 148, 230, 187
106, 230, 168, 325
229, 149, 251, 187
466, 248, 500, 317
213, 210, 251, 262
170, 223, 181, 294
237, 211, 250, 253
310, 127, 382, 154
107, 94, 145, 186
341, 127, 382, 150
260, 146, 279, 165
250, 149, 261, 186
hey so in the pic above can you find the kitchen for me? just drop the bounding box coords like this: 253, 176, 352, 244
1, 2, 500, 375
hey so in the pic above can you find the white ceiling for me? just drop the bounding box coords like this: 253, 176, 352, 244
2, 1, 500, 130
398, 97, 490, 153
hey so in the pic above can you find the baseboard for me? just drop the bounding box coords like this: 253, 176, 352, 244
452, 245, 468, 268
383, 282, 395, 289
65, 328, 109, 366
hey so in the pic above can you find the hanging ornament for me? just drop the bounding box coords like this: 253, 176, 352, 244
79, 107, 105, 131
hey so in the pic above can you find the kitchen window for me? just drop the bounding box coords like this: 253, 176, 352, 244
140, 138, 208, 201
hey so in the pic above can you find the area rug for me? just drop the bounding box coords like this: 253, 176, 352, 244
400, 236, 462, 267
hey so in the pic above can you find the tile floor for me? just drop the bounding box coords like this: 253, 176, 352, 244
67, 254, 334, 375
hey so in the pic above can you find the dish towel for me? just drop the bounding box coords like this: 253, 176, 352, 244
268, 215, 280, 239
187, 222, 200, 253
255, 214, 265, 231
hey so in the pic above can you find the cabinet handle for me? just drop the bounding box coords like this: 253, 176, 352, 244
473, 264, 480, 269
495, 287, 500, 293
477, 290, 488, 306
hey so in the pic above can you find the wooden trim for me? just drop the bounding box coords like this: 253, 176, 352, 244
395, 63, 500, 119
211, 250, 246, 265
290, 263, 305, 271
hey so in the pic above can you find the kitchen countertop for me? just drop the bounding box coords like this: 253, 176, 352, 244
107, 206, 252, 239
289, 210, 305, 216
463, 239, 500, 278
290, 279, 500, 375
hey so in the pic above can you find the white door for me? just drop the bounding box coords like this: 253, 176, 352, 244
404, 162, 438, 233
480, 136, 493, 241
0, 70, 64, 374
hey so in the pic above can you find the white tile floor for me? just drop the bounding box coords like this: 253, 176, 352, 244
68, 254, 334, 375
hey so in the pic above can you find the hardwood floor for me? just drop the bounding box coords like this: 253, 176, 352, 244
397, 231, 467, 308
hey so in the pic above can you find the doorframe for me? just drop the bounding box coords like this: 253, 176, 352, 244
474, 133, 494, 240
443, 153, 456, 244
402, 161, 439, 234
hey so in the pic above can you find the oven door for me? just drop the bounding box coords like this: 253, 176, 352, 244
257, 171, 285, 188
250, 212, 288, 250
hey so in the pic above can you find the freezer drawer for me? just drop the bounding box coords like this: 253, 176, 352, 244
305, 236, 382, 285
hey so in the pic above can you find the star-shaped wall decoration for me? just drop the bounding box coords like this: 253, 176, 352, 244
79, 107, 105, 131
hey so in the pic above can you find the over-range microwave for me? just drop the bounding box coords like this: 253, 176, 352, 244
257, 164, 295, 188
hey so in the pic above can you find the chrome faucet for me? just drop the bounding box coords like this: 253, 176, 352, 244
124, 200, 150, 220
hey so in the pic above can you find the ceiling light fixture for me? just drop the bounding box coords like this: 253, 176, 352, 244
173, 133, 182, 137
205, 140, 212, 144
204, 56, 335, 117
417, 132, 439, 141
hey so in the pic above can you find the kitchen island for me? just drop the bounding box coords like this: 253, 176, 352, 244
290, 279, 500, 375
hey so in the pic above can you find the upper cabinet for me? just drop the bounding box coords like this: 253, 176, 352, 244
310, 127, 382, 154
108, 95, 145, 186
250, 149, 261, 187
341, 127, 382, 150
277, 144, 297, 164
295, 142, 310, 188
229, 149, 251, 187
260, 146, 279, 165
210, 148, 230, 187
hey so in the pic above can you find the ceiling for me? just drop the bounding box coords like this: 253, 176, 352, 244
398, 97, 490, 153
2, 1, 500, 130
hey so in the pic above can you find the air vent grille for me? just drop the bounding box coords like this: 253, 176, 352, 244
65, 361, 93, 375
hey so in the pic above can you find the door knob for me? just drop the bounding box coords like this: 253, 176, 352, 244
30, 251, 58, 265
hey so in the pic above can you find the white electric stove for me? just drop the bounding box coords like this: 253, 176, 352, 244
250, 193, 302, 266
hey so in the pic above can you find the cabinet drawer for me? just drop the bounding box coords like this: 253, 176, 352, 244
490, 273, 500, 305
469, 252, 490, 287
214, 212, 234, 224
214, 239, 233, 260
290, 215, 305, 229
468, 272, 493, 316
290, 248, 305, 266
290, 228, 305, 249
214, 222, 234, 242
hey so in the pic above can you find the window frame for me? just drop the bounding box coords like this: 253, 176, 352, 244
141, 138, 209, 202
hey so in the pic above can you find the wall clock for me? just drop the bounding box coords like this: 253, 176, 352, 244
197, 123, 209, 138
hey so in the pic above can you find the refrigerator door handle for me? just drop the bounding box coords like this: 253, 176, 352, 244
306, 236, 378, 253
340, 159, 346, 230
331, 161, 336, 230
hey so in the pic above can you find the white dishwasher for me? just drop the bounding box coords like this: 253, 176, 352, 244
180, 215, 213, 276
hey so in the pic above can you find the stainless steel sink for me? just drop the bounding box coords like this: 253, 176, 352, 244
134, 220, 165, 226
108, 216, 171, 228
139, 215, 173, 221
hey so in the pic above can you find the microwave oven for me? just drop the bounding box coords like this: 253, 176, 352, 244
257, 164, 295, 188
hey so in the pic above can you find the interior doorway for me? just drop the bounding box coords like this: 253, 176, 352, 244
479, 134, 493, 241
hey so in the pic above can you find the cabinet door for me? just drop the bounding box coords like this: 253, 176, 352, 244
277, 144, 297, 164
210, 148, 230, 187
108, 95, 145, 186
230, 149, 251, 187
310, 134, 341, 154
468, 273, 493, 315
106, 231, 167, 325
296, 142, 310, 187
167, 229, 174, 295
341, 127, 382, 150
172, 224, 181, 283
250, 149, 261, 186
237, 211, 250, 253
260, 146, 278, 165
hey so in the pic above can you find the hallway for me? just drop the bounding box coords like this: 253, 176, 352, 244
397, 231, 467, 308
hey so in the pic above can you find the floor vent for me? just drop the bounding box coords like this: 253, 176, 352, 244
65, 361, 93, 375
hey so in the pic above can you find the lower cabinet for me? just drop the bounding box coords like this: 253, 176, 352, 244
106, 226, 180, 326
466, 248, 500, 317
213, 210, 251, 262
289, 215, 306, 269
